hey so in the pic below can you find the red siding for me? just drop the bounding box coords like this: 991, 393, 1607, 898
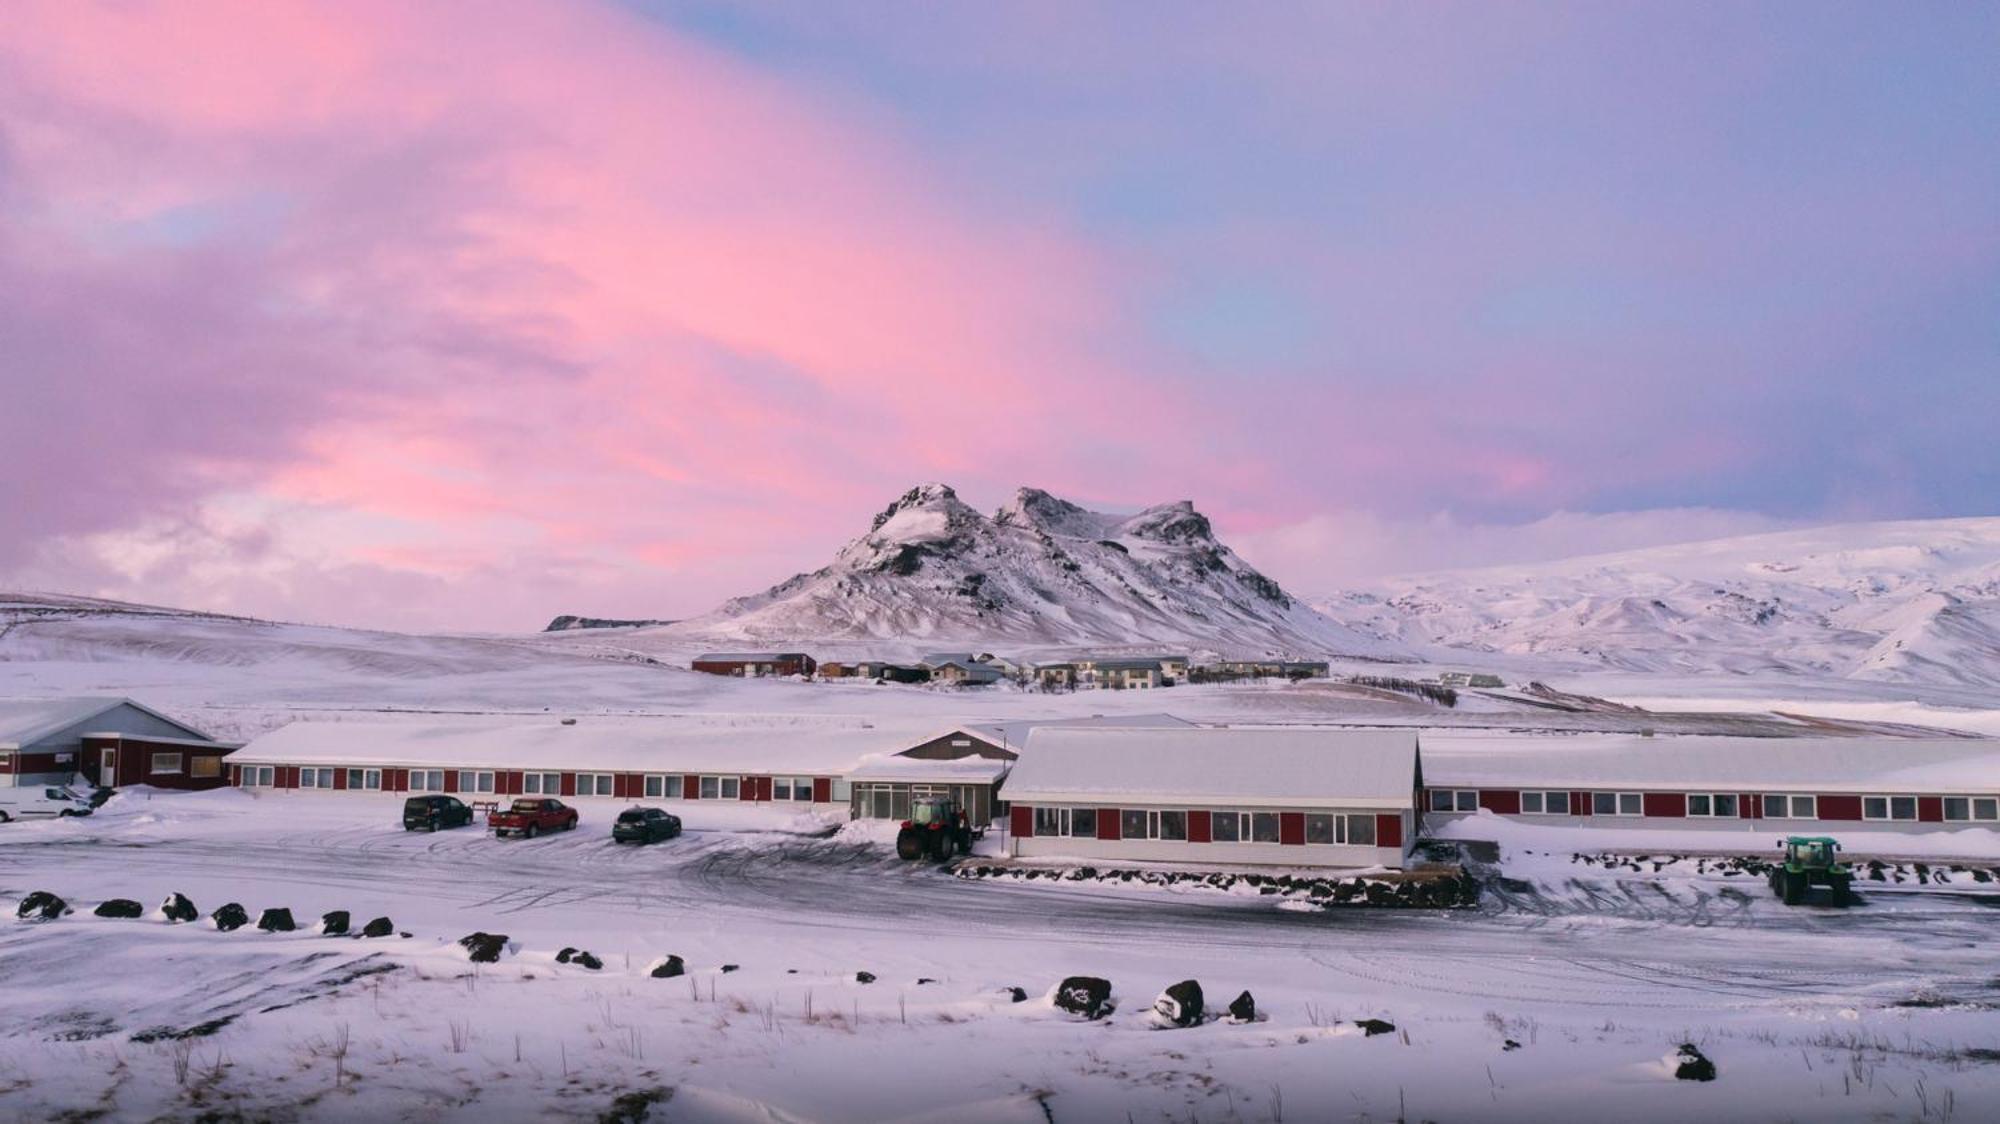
333, 769, 348, 791
560, 773, 577, 797
1375, 813, 1403, 850
1097, 808, 1121, 841
1743, 793, 1761, 820
812, 777, 832, 803
282, 766, 299, 790
442, 770, 457, 794
759, 776, 775, 801
684, 774, 701, 800
1010, 805, 1034, 837
1571, 790, 1591, 817
1478, 790, 1522, 815
392, 768, 410, 792
1919, 796, 1945, 823
1188, 809, 1212, 843
739, 777, 757, 802
1279, 812, 1306, 845
1818, 794, 1863, 821
1643, 792, 1686, 818
625, 774, 643, 799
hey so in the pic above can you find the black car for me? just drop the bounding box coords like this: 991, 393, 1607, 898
403, 794, 475, 832
611, 806, 682, 844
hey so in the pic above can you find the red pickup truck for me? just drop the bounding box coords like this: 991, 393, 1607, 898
489, 798, 578, 839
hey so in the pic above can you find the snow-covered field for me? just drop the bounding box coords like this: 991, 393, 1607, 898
4, 789, 1999, 1123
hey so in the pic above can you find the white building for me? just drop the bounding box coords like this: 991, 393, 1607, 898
1002, 727, 1421, 869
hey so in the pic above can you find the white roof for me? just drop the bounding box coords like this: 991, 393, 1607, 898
1422, 734, 2000, 795
824, 714, 1197, 784
237, 715, 946, 775
1003, 727, 1420, 809
0, 697, 210, 749
846, 754, 1013, 783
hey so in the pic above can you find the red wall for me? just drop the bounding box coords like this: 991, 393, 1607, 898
1478, 790, 1522, 815
560, 773, 577, 797
683, 773, 700, 799
1279, 812, 1306, 845
1643, 792, 1687, 818
1188, 810, 1212, 843
1097, 808, 1121, 840
1375, 813, 1403, 850
1919, 796, 1944, 823
1010, 805, 1033, 837
812, 777, 832, 803
1817, 794, 1863, 821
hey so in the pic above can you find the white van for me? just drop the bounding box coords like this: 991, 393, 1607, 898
0, 785, 94, 823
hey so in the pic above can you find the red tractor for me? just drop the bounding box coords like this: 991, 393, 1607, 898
895, 795, 975, 861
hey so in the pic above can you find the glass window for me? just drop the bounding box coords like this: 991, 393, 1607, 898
644, 775, 663, 798
1121, 809, 1149, 839
1790, 795, 1816, 819
720, 777, 740, 799
596, 775, 614, 796
187, 756, 219, 779
150, 752, 183, 774
1943, 797, 1969, 821
1071, 807, 1096, 838
1347, 814, 1376, 846
1863, 796, 1889, 820
1544, 792, 1569, 814
1618, 793, 1643, 816
1305, 813, 1335, 844
300, 768, 319, 789
700, 776, 719, 800
1211, 811, 1241, 842
1520, 791, 1544, 815
1688, 794, 1711, 816
1763, 794, 1787, 818
1158, 810, 1186, 841
1592, 792, 1617, 816
1033, 806, 1066, 836
795, 778, 813, 802
1251, 812, 1280, 843
1453, 790, 1478, 812
1713, 794, 1737, 818
773, 778, 793, 801
1974, 797, 1998, 821
1890, 796, 1917, 821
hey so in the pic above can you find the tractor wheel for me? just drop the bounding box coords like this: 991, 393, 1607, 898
1767, 869, 1784, 898
931, 831, 955, 862
1829, 874, 1853, 908
895, 828, 924, 861
1782, 870, 1806, 906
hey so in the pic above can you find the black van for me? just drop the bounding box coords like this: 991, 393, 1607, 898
403, 794, 476, 832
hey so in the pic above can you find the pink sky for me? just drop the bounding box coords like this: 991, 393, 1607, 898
3, 2, 1994, 629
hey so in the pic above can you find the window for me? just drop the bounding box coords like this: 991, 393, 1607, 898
1763, 794, 1818, 819
1863, 796, 1918, 822
1687, 793, 1738, 818
644, 774, 683, 799
772, 776, 814, 802
1975, 797, 1999, 822
299, 767, 335, 789
191, 756, 222, 779
774, 777, 792, 801
1211, 811, 1242, 842
411, 769, 446, 793
1520, 791, 1568, 815
573, 773, 613, 797
1070, 807, 1096, 838
149, 751, 183, 775
240, 765, 274, 787
1122, 809, 1149, 840
347, 768, 382, 791
1347, 814, 1376, 846
1592, 792, 1642, 816
457, 770, 494, 794
1306, 813, 1336, 844
794, 778, 814, 802
1033, 806, 1068, 836
1157, 810, 1187, 841
699, 776, 719, 799
1430, 789, 1478, 813
1250, 812, 1280, 843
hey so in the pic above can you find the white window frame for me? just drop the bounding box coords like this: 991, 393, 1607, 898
719, 776, 741, 800
346, 768, 382, 791
299, 767, 335, 790
1346, 813, 1377, 847
150, 751, 184, 775
1864, 795, 1918, 822
1592, 791, 1643, 817
645, 774, 681, 799
1687, 793, 1739, 818
1033, 806, 1070, 837
1210, 810, 1249, 843
410, 769, 446, 793
699, 776, 720, 800
457, 770, 494, 794
1519, 791, 1569, 815
242, 765, 275, 787
1431, 789, 1478, 813
572, 773, 612, 797
1156, 809, 1187, 841
1975, 797, 1998, 822
522, 771, 561, 796
1763, 793, 1818, 819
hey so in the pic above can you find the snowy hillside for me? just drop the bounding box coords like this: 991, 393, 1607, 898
1315, 517, 2000, 688
668, 484, 1400, 658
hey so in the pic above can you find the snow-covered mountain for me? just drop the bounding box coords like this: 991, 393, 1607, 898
1314, 517, 2000, 688
670, 484, 1398, 658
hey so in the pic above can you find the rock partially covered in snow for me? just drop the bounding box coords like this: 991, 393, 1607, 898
16, 891, 70, 921
556, 947, 603, 970
1227, 991, 1258, 1023
458, 932, 510, 963
1671, 1043, 1717, 1081
855, 971, 877, 984
160, 893, 198, 923
648, 955, 686, 979
93, 899, 144, 919
320, 910, 350, 936
1053, 976, 1113, 1020
1004, 987, 1028, 1003
211, 903, 249, 932
361, 916, 394, 939
257, 908, 296, 933
1355, 1018, 1397, 1037
1151, 980, 1204, 1028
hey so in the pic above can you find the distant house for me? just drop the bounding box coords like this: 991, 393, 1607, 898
1031, 662, 1077, 690
928, 660, 1005, 687
0, 697, 237, 790
1204, 659, 1330, 681
1092, 658, 1164, 690
1467, 673, 1505, 689
691, 652, 817, 678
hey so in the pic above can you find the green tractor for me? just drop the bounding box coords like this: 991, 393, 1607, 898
895, 795, 975, 862
1768, 835, 1854, 906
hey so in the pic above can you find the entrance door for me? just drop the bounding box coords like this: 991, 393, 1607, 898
99, 749, 116, 787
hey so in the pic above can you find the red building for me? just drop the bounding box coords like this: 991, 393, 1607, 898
0, 697, 237, 790
691, 652, 817, 678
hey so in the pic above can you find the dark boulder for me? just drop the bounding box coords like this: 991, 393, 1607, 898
855, 971, 877, 984
1004, 987, 1028, 1003
16, 891, 70, 922
1355, 1018, 1397, 1037
160, 893, 199, 923
320, 910, 350, 936
916, 977, 937, 985
458, 932, 509, 963
211, 903, 249, 932
556, 948, 603, 970
648, 955, 686, 979
361, 916, 394, 939
93, 899, 144, 919
257, 908, 296, 933
1227, 991, 1257, 1023
1152, 980, 1204, 1028
720, 964, 739, 973
1672, 1043, 1717, 1081
1503, 1039, 1522, 1051
1053, 976, 1113, 1020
